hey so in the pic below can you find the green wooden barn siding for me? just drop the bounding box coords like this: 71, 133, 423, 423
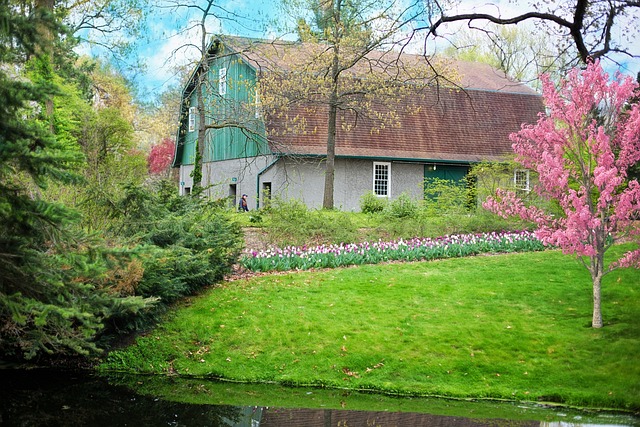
180, 90, 198, 165
177, 53, 269, 166
205, 55, 268, 162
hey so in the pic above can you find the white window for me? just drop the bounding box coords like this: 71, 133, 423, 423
188, 106, 196, 132
373, 162, 390, 197
254, 86, 261, 118
219, 67, 227, 96
514, 169, 530, 191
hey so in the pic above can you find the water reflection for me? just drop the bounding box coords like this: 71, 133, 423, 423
1, 368, 242, 426
1, 369, 637, 427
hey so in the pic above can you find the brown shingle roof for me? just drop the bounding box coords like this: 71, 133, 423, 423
219, 35, 536, 94
216, 36, 543, 163
267, 88, 542, 162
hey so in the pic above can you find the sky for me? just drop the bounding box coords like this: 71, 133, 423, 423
118, 0, 281, 100
79, 0, 640, 102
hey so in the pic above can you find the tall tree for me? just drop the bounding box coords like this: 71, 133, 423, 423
0, 0, 78, 283
60, 0, 149, 72
164, 0, 263, 190
264, 0, 440, 209
484, 61, 640, 328
419, 0, 639, 72
79, 63, 148, 231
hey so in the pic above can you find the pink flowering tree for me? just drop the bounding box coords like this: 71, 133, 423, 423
483, 60, 640, 328
147, 138, 175, 176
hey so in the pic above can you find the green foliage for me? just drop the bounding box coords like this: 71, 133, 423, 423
359, 191, 386, 213
0, 5, 131, 361
467, 161, 516, 202
423, 178, 471, 215
266, 196, 309, 224
0, 2, 243, 362
294, 0, 372, 43
383, 192, 419, 218
110, 182, 160, 237
91, 180, 244, 335
191, 140, 203, 187
261, 197, 358, 246
468, 161, 561, 217
38, 61, 148, 234
0, 233, 158, 360
50, 72, 94, 153
1, 179, 244, 359
249, 211, 263, 224
77, 106, 148, 232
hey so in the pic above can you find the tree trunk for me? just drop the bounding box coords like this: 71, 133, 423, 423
592, 274, 603, 328
36, 0, 55, 132
193, 5, 211, 190
323, 100, 337, 209
590, 235, 605, 328
323, 44, 341, 210
194, 74, 207, 188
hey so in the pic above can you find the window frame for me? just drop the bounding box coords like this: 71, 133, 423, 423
188, 106, 196, 132
373, 161, 391, 197
514, 169, 530, 191
254, 85, 261, 118
218, 67, 227, 96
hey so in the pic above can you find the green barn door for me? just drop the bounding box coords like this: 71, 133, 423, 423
424, 164, 475, 208
424, 165, 469, 182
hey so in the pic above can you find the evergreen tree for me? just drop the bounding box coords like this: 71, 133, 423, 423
0, 0, 153, 360
0, 1, 78, 293
1, 0, 241, 362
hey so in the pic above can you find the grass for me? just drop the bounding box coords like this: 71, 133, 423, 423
100, 245, 640, 411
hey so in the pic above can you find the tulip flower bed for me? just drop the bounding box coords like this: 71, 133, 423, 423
240, 230, 547, 272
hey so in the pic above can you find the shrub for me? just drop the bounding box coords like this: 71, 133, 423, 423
261, 197, 359, 246
360, 191, 386, 213
0, 242, 158, 361
305, 210, 358, 245
422, 178, 472, 216
384, 193, 419, 218
97, 183, 243, 342
249, 212, 263, 224
267, 196, 309, 223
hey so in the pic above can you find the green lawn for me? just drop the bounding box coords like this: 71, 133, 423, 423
101, 247, 640, 411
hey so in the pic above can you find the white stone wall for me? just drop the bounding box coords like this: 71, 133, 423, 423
192, 156, 429, 211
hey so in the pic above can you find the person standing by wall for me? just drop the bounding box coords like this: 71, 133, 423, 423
238, 194, 249, 212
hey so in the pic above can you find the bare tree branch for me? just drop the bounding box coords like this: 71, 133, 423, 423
416, 0, 639, 64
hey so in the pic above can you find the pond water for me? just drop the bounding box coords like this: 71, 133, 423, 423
1, 368, 637, 427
